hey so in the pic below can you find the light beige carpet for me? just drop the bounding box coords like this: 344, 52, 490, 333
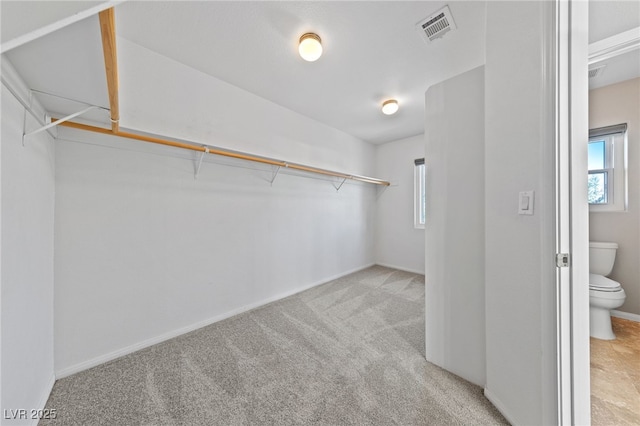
41, 266, 507, 425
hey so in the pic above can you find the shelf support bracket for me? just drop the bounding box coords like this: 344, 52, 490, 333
194, 148, 209, 179
334, 177, 348, 192
270, 165, 281, 186
21, 106, 28, 147
23, 105, 99, 145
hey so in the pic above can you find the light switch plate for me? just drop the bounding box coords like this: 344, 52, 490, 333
518, 191, 534, 215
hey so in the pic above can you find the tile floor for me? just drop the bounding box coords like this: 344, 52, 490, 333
590, 317, 640, 425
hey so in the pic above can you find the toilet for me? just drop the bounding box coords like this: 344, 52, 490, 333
589, 241, 626, 340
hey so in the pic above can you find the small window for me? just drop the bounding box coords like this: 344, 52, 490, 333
588, 124, 627, 212
414, 158, 426, 228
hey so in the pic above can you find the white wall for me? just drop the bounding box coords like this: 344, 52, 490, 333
374, 134, 425, 274
1, 83, 55, 424
589, 77, 640, 316
484, 2, 557, 424
424, 66, 485, 387
53, 41, 378, 376
118, 37, 374, 176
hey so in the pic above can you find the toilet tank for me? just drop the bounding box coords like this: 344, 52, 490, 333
589, 241, 618, 276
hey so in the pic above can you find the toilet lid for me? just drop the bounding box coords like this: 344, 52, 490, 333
589, 274, 621, 292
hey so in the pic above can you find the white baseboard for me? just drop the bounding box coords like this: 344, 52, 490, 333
484, 387, 517, 426
55, 263, 375, 379
25, 374, 56, 426
375, 262, 425, 276
611, 310, 640, 322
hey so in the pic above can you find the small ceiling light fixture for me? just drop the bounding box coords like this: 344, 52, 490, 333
382, 99, 399, 115
298, 33, 323, 62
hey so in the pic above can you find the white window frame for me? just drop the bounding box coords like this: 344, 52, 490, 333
414, 159, 425, 229
588, 124, 627, 212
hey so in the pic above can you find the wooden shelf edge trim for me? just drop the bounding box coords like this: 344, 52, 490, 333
53, 119, 391, 187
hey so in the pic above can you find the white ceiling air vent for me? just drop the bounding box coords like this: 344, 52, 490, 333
589, 64, 607, 79
416, 5, 457, 44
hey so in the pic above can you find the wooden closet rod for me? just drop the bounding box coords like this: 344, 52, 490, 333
98, 8, 119, 132
54, 119, 391, 186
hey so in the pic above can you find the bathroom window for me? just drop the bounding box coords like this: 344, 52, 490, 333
414, 158, 426, 229
588, 124, 627, 212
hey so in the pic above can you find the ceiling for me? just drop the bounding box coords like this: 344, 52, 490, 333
2, 1, 639, 145
589, 0, 640, 43
112, 1, 486, 145
589, 48, 640, 90
3, 1, 487, 145
588, 1, 640, 90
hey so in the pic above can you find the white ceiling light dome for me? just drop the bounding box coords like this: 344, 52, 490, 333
298, 33, 323, 62
381, 99, 399, 115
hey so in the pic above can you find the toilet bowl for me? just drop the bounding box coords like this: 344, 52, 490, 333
589, 242, 626, 340
589, 274, 626, 340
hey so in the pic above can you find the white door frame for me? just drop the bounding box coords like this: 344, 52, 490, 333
554, 1, 590, 424
558, 5, 640, 424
